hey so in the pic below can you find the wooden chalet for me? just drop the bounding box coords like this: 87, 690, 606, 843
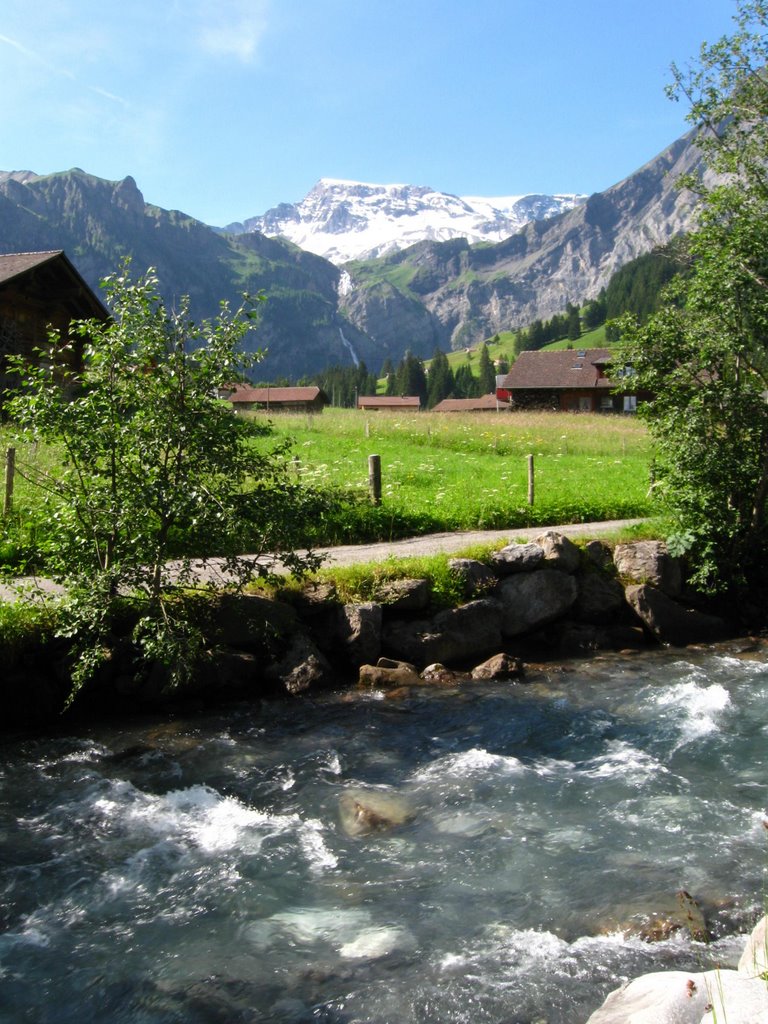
0, 250, 109, 395
432, 393, 509, 413
357, 395, 421, 412
224, 384, 329, 414
496, 348, 645, 412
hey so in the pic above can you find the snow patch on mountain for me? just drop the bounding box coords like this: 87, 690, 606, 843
225, 179, 588, 264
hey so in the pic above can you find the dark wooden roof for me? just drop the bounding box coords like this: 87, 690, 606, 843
0, 250, 109, 320
498, 348, 614, 390
357, 395, 421, 409
432, 394, 508, 412
228, 385, 327, 404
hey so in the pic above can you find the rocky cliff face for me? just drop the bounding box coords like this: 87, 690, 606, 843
340, 130, 712, 352
0, 129, 713, 376
0, 168, 375, 378
225, 178, 587, 264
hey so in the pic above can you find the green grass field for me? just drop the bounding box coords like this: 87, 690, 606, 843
260, 407, 653, 542
0, 408, 654, 563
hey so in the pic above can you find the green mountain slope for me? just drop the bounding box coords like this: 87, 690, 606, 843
0, 168, 374, 378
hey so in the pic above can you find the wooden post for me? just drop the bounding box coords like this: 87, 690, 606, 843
4, 446, 15, 517
527, 453, 534, 506
368, 454, 382, 506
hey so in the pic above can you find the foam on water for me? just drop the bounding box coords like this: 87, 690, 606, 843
581, 739, 667, 785
659, 681, 731, 745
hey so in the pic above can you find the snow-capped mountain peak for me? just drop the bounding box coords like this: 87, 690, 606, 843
225, 179, 588, 264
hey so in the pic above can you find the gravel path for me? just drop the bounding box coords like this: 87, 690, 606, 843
310, 518, 645, 567
0, 519, 645, 602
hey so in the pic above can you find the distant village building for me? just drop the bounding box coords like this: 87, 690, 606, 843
0, 250, 109, 399
496, 348, 645, 412
357, 395, 421, 412
223, 384, 329, 414
432, 393, 509, 413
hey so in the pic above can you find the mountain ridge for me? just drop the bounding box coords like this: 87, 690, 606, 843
223, 178, 588, 264
338, 129, 712, 356
0, 128, 711, 375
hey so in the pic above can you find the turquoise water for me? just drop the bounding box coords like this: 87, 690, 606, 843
1, 644, 766, 1023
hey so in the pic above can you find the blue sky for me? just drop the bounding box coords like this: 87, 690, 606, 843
0, 0, 742, 227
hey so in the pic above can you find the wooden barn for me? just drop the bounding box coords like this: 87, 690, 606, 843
357, 395, 421, 412
0, 250, 109, 397
224, 384, 329, 414
496, 348, 645, 412
432, 394, 509, 413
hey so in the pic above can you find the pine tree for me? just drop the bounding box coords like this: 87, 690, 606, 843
426, 348, 454, 408
566, 304, 581, 341
478, 343, 496, 394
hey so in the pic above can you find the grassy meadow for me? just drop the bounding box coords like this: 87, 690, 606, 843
262, 407, 653, 543
0, 408, 654, 569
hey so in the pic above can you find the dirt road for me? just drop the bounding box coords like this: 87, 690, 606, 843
0, 519, 646, 601
309, 518, 645, 567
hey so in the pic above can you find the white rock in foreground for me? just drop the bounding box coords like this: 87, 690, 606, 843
585, 916, 768, 1024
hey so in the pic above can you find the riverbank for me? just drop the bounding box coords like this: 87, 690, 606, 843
0, 526, 746, 729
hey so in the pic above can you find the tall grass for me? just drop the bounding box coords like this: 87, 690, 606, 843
259, 408, 653, 541
0, 410, 654, 563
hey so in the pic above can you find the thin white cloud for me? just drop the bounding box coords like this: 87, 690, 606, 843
191, 0, 270, 62
88, 84, 129, 106
0, 29, 128, 106
0, 31, 75, 78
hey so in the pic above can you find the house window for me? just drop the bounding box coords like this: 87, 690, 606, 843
623, 395, 637, 413
600, 396, 614, 411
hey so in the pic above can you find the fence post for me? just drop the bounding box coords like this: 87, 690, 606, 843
527, 453, 534, 506
4, 446, 15, 517
368, 454, 382, 506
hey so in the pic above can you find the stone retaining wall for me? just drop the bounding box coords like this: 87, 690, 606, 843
1, 533, 735, 724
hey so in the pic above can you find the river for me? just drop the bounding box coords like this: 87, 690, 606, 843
1, 643, 766, 1023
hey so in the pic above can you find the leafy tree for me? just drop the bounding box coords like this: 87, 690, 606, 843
582, 292, 607, 331
478, 343, 496, 394
618, 0, 768, 594
7, 263, 325, 698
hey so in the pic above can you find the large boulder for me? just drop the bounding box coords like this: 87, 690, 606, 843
534, 530, 581, 573
490, 542, 544, 575
383, 599, 502, 667
739, 914, 768, 978
338, 788, 415, 837
449, 558, 499, 598
625, 584, 728, 646
614, 541, 682, 597
574, 571, 627, 624
471, 652, 524, 681
587, 915, 768, 1023
372, 577, 431, 614
358, 661, 421, 689
585, 969, 768, 1024
336, 602, 383, 666
209, 593, 298, 651
497, 570, 578, 637
264, 632, 333, 695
